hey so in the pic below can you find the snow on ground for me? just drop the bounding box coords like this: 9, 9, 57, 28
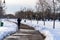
2, 19, 60, 40
21, 19, 60, 40
7, 19, 55, 40
0, 19, 17, 40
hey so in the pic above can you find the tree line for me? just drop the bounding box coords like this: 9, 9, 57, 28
0, 8, 60, 21
15, 9, 60, 21
0, 0, 60, 21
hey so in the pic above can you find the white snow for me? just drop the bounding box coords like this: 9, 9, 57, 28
0, 19, 60, 40
21, 19, 60, 40
0, 19, 17, 40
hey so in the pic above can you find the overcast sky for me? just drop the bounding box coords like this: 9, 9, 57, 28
4, 0, 37, 14
3, 0, 60, 14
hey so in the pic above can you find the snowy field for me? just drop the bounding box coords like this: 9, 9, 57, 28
0, 19, 17, 40
21, 19, 60, 40
0, 19, 60, 40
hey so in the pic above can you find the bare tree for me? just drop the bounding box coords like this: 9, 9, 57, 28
36, 0, 44, 24
0, 0, 6, 18
53, 0, 55, 29
36, 0, 51, 25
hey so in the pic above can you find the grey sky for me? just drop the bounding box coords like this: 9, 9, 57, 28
4, 0, 60, 14
5, 0, 37, 14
